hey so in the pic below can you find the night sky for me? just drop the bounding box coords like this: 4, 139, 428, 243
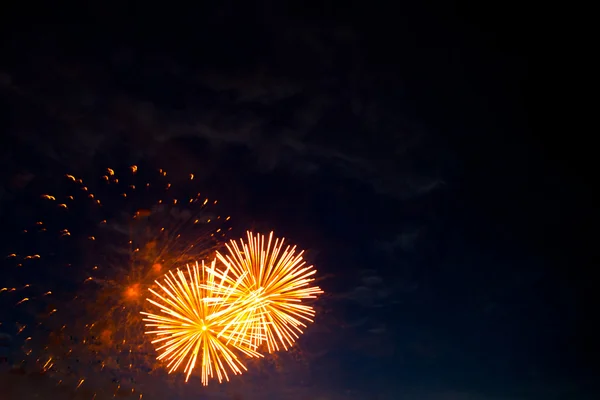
0, 2, 595, 399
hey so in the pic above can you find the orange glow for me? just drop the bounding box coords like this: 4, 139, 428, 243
151, 263, 162, 273
135, 209, 152, 218
100, 329, 113, 346
124, 283, 142, 300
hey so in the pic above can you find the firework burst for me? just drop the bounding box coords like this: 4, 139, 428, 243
1, 163, 230, 395
205, 231, 323, 353
2, 166, 324, 393
142, 259, 263, 386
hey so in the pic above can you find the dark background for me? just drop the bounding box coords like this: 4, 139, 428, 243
1, 1, 595, 399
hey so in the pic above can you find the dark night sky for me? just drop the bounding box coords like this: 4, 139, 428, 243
0, 2, 595, 399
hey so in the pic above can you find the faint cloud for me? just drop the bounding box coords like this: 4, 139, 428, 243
362, 275, 383, 286
1, 27, 446, 200
375, 227, 424, 256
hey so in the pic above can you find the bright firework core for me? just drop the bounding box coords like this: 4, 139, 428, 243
142, 260, 263, 385
142, 231, 323, 385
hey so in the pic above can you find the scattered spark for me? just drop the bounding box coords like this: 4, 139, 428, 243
2, 163, 237, 393
42, 357, 53, 371
16, 298, 30, 305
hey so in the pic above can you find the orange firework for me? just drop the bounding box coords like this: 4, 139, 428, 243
206, 231, 323, 353
142, 260, 262, 386
1, 164, 231, 396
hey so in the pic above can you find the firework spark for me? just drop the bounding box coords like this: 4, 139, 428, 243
206, 231, 323, 353
142, 260, 262, 385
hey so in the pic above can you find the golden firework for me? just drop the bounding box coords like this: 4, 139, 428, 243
206, 231, 323, 353
141, 260, 262, 386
